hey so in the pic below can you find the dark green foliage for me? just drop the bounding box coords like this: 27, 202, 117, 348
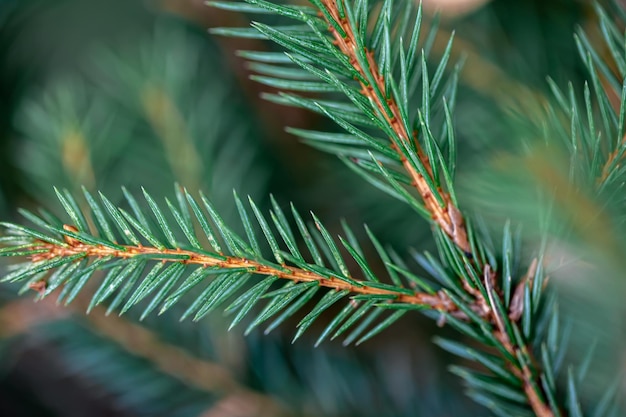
0, 0, 625, 416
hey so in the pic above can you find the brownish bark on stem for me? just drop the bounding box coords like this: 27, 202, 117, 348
30, 238, 473, 314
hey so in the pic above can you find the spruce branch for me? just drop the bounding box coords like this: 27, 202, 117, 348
1, 187, 456, 345
317, 0, 471, 255
30, 228, 438, 307
0, 186, 552, 416
211, 0, 473, 255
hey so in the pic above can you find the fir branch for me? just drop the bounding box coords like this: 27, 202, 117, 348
317, 0, 471, 255
211, 0, 472, 255
4, 0, 615, 414
1, 187, 460, 343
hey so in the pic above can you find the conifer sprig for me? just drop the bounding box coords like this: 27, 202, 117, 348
1, 187, 454, 345
211, 0, 472, 255
316, 0, 470, 254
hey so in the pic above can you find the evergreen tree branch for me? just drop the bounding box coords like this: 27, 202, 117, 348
317, 0, 470, 255
5, 0, 617, 413
2, 162, 560, 413
0, 185, 561, 415
0, 187, 454, 345
210, 0, 473, 255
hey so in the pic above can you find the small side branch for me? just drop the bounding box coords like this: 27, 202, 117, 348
319, 0, 470, 255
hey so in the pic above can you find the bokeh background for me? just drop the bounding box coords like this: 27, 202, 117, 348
0, 0, 601, 416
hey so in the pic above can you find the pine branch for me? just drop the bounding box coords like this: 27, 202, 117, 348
31, 231, 435, 306
0, 187, 453, 345
320, 0, 471, 254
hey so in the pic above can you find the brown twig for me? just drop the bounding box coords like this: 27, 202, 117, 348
30, 235, 476, 316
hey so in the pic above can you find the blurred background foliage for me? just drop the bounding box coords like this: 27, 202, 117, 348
0, 0, 607, 416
